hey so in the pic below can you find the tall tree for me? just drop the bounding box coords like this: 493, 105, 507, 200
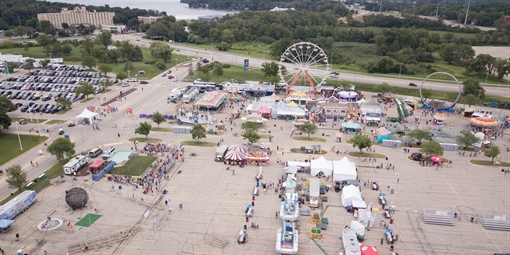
76, 82, 95, 99
5, 165, 27, 190
242, 129, 260, 144
408, 130, 432, 145
98, 64, 112, 77
463, 79, 485, 98
135, 121, 152, 138
419, 141, 444, 156
456, 131, 481, 150
212, 63, 224, 80
23, 59, 35, 72
484, 146, 500, 163
152, 112, 165, 128
150, 42, 173, 62
298, 122, 318, 138
191, 124, 207, 142
56, 97, 72, 110
0, 95, 14, 129
116, 72, 128, 82
350, 134, 372, 154
81, 56, 96, 70
47, 138, 76, 161
97, 30, 112, 46
261, 61, 279, 77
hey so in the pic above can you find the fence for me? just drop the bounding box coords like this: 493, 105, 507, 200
92, 162, 117, 181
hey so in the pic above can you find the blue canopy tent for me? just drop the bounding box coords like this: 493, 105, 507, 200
341, 121, 361, 133
0, 219, 15, 230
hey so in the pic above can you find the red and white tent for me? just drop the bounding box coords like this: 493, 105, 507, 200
360, 245, 379, 255
224, 150, 247, 161
228, 144, 249, 152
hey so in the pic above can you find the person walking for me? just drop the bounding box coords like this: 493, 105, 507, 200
179, 203, 183, 210
118, 133, 120, 137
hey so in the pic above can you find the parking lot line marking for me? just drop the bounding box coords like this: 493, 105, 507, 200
103, 142, 124, 147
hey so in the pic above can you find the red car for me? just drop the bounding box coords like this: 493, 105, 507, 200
411, 153, 422, 161
167, 75, 174, 79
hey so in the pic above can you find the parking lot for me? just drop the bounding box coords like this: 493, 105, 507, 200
0, 65, 114, 114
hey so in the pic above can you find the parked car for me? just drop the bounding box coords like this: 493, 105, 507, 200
409, 83, 417, 87
411, 152, 422, 161
140, 80, 149, 84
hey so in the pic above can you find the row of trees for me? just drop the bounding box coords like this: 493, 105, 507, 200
182, 0, 349, 14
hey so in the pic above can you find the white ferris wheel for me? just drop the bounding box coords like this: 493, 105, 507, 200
278, 42, 329, 97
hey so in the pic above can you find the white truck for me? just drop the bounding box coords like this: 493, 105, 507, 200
63, 155, 88, 175
308, 178, 321, 208
182, 87, 199, 103
215, 145, 229, 161
0, 190, 37, 220
167, 88, 183, 103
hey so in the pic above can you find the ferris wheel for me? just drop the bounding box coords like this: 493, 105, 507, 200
278, 42, 329, 97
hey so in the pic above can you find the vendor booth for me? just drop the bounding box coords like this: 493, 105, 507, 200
433, 113, 446, 125
341, 184, 363, 207
194, 91, 227, 111
332, 157, 357, 182
375, 127, 391, 143
337, 91, 359, 101
258, 107, 272, 119
341, 121, 361, 134
310, 156, 333, 177
76, 108, 99, 124
89, 160, 107, 174
463, 107, 475, 118
224, 150, 247, 165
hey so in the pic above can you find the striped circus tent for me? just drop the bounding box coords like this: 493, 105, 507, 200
224, 150, 247, 161
228, 144, 249, 152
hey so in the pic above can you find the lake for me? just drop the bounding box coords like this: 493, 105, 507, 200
46, 0, 237, 20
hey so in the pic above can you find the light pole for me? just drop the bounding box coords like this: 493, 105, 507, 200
187, 44, 190, 59
484, 70, 489, 85
379, 0, 383, 13
128, 70, 131, 80
464, 0, 471, 26
16, 121, 23, 150
399, 62, 403, 78
48, 53, 52, 63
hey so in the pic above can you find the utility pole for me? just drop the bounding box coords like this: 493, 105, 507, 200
379, 0, 383, 13
399, 62, 403, 78
436, 2, 439, 18
463, 0, 471, 26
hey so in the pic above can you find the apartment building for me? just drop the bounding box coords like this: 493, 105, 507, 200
37, 7, 115, 29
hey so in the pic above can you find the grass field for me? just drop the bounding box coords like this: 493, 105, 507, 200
349, 152, 387, 158
110, 156, 157, 176
75, 214, 102, 227
181, 141, 217, 147
173, 41, 274, 61
470, 159, 510, 167
183, 64, 269, 83
128, 137, 162, 143
45, 120, 66, 124
11, 118, 48, 124
292, 136, 327, 142
0, 134, 47, 166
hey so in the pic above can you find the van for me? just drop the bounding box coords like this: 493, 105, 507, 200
88, 148, 103, 158
102, 147, 116, 159
127, 78, 137, 82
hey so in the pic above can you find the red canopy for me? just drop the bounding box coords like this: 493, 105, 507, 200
360, 245, 379, 255
224, 150, 247, 161
430, 156, 443, 163
228, 144, 249, 152
258, 107, 271, 114
87, 106, 95, 111
89, 160, 106, 170
126, 108, 133, 113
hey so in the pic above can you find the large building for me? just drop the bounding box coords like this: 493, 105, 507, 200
37, 7, 115, 29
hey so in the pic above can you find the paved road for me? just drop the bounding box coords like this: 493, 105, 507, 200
112, 34, 510, 97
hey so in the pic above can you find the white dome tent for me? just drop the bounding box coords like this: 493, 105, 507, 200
75, 108, 99, 124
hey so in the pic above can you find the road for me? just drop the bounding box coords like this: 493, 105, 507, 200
112, 34, 510, 97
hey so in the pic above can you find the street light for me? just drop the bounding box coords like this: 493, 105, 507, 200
16, 121, 23, 150
399, 62, 403, 78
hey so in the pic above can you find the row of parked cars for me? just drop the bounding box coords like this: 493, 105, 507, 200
19, 102, 63, 114
7, 75, 108, 86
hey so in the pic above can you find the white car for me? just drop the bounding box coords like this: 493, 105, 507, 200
121, 83, 130, 87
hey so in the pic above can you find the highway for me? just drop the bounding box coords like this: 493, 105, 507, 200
112, 34, 510, 98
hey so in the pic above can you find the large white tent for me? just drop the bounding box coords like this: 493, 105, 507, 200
332, 156, 357, 182
341, 184, 363, 207
76, 109, 99, 123
310, 156, 333, 177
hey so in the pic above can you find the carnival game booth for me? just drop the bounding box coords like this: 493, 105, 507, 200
194, 91, 227, 111
433, 113, 447, 125
277, 106, 306, 120
311, 156, 333, 178
463, 107, 475, 118
258, 107, 272, 119
242, 114, 266, 124
375, 127, 391, 143
245, 150, 270, 165
342, 121, 361, 134
332, 157, 357, 183
337, 91, 359, 102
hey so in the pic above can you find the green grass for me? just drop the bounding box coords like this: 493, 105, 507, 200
152, 127, 173, 132
258, 134, 274, 139
11, 118, 48, 124
292, 136, 328, 142
127, 137, 162, 143
181, 141, 217, 147
110, 156, 157, 176
184, 64, 269, 83
0, 134, 47, 166
45, 120, 66, 124
173, 41, 274, 61
470, 160, 510, 167
349, 152, 387, 158
80, 97, 94, 103
75, 214, 102, 227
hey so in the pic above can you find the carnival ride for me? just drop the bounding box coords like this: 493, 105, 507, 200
276, 220, 299, 255
280, 193, 300, 222
278, 42, 329, 99
420, 72, 461, 112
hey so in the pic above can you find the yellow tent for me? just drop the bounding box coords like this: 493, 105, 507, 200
291, 91, 307, 97
288, 101, 298, 107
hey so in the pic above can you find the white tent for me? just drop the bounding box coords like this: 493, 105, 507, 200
310, 156, 333, 177
76, 109, 99, 123
332, 156, 357, 182
341, 185, 362, 207
473, 132, 485, 148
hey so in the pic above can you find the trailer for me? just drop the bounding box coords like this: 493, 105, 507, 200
193, 79, 217, 92
215, 145, 228, 161
0, 190, 37, 220
63, 155, 88, 175
309, 178, 321, 208
182, 87, 199, 103
167, 88, 183, 103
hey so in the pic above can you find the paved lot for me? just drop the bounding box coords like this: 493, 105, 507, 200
0, 64, 509, 255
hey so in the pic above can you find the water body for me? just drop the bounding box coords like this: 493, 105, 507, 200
46, 0, 237, 20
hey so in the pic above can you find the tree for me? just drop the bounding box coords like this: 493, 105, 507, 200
82, 56, 96, 70
155, 60, 167, 70
62, 23, 70, 30
116, 72, 127, 82
23, 58, 35, 72
150, 42, 173, 62
0, 95, 14, 129
261, 61, 279, 77
152, 111, 165, 128
98, 64, 112, 77
6, 62, 18, 72
5, 165, 27, 190
242, 122, 259, 130
100, 79, 113, 91
484, 146, 500, 163
298, 122, 318, 138
191, 124, 206, 141
421, 89, 432, 101
4, 30, 14, 39
350, 134, 372, 154
408, 130, 432, 145
456, 131, 481, 150
135, 121, 152, 138
47, 138, 76, 161
463, 79, 485, 98
97, 30, 112, 46
62, 44, 73, 55
419, 141, 444, 157
242, 129, 260, 144
40, 59, 50, 68
212, 63, 224, 80
36, 34, 52, 49
463, 94, 481, 107
76, 82, 95, 99
56, 97, 72, 110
